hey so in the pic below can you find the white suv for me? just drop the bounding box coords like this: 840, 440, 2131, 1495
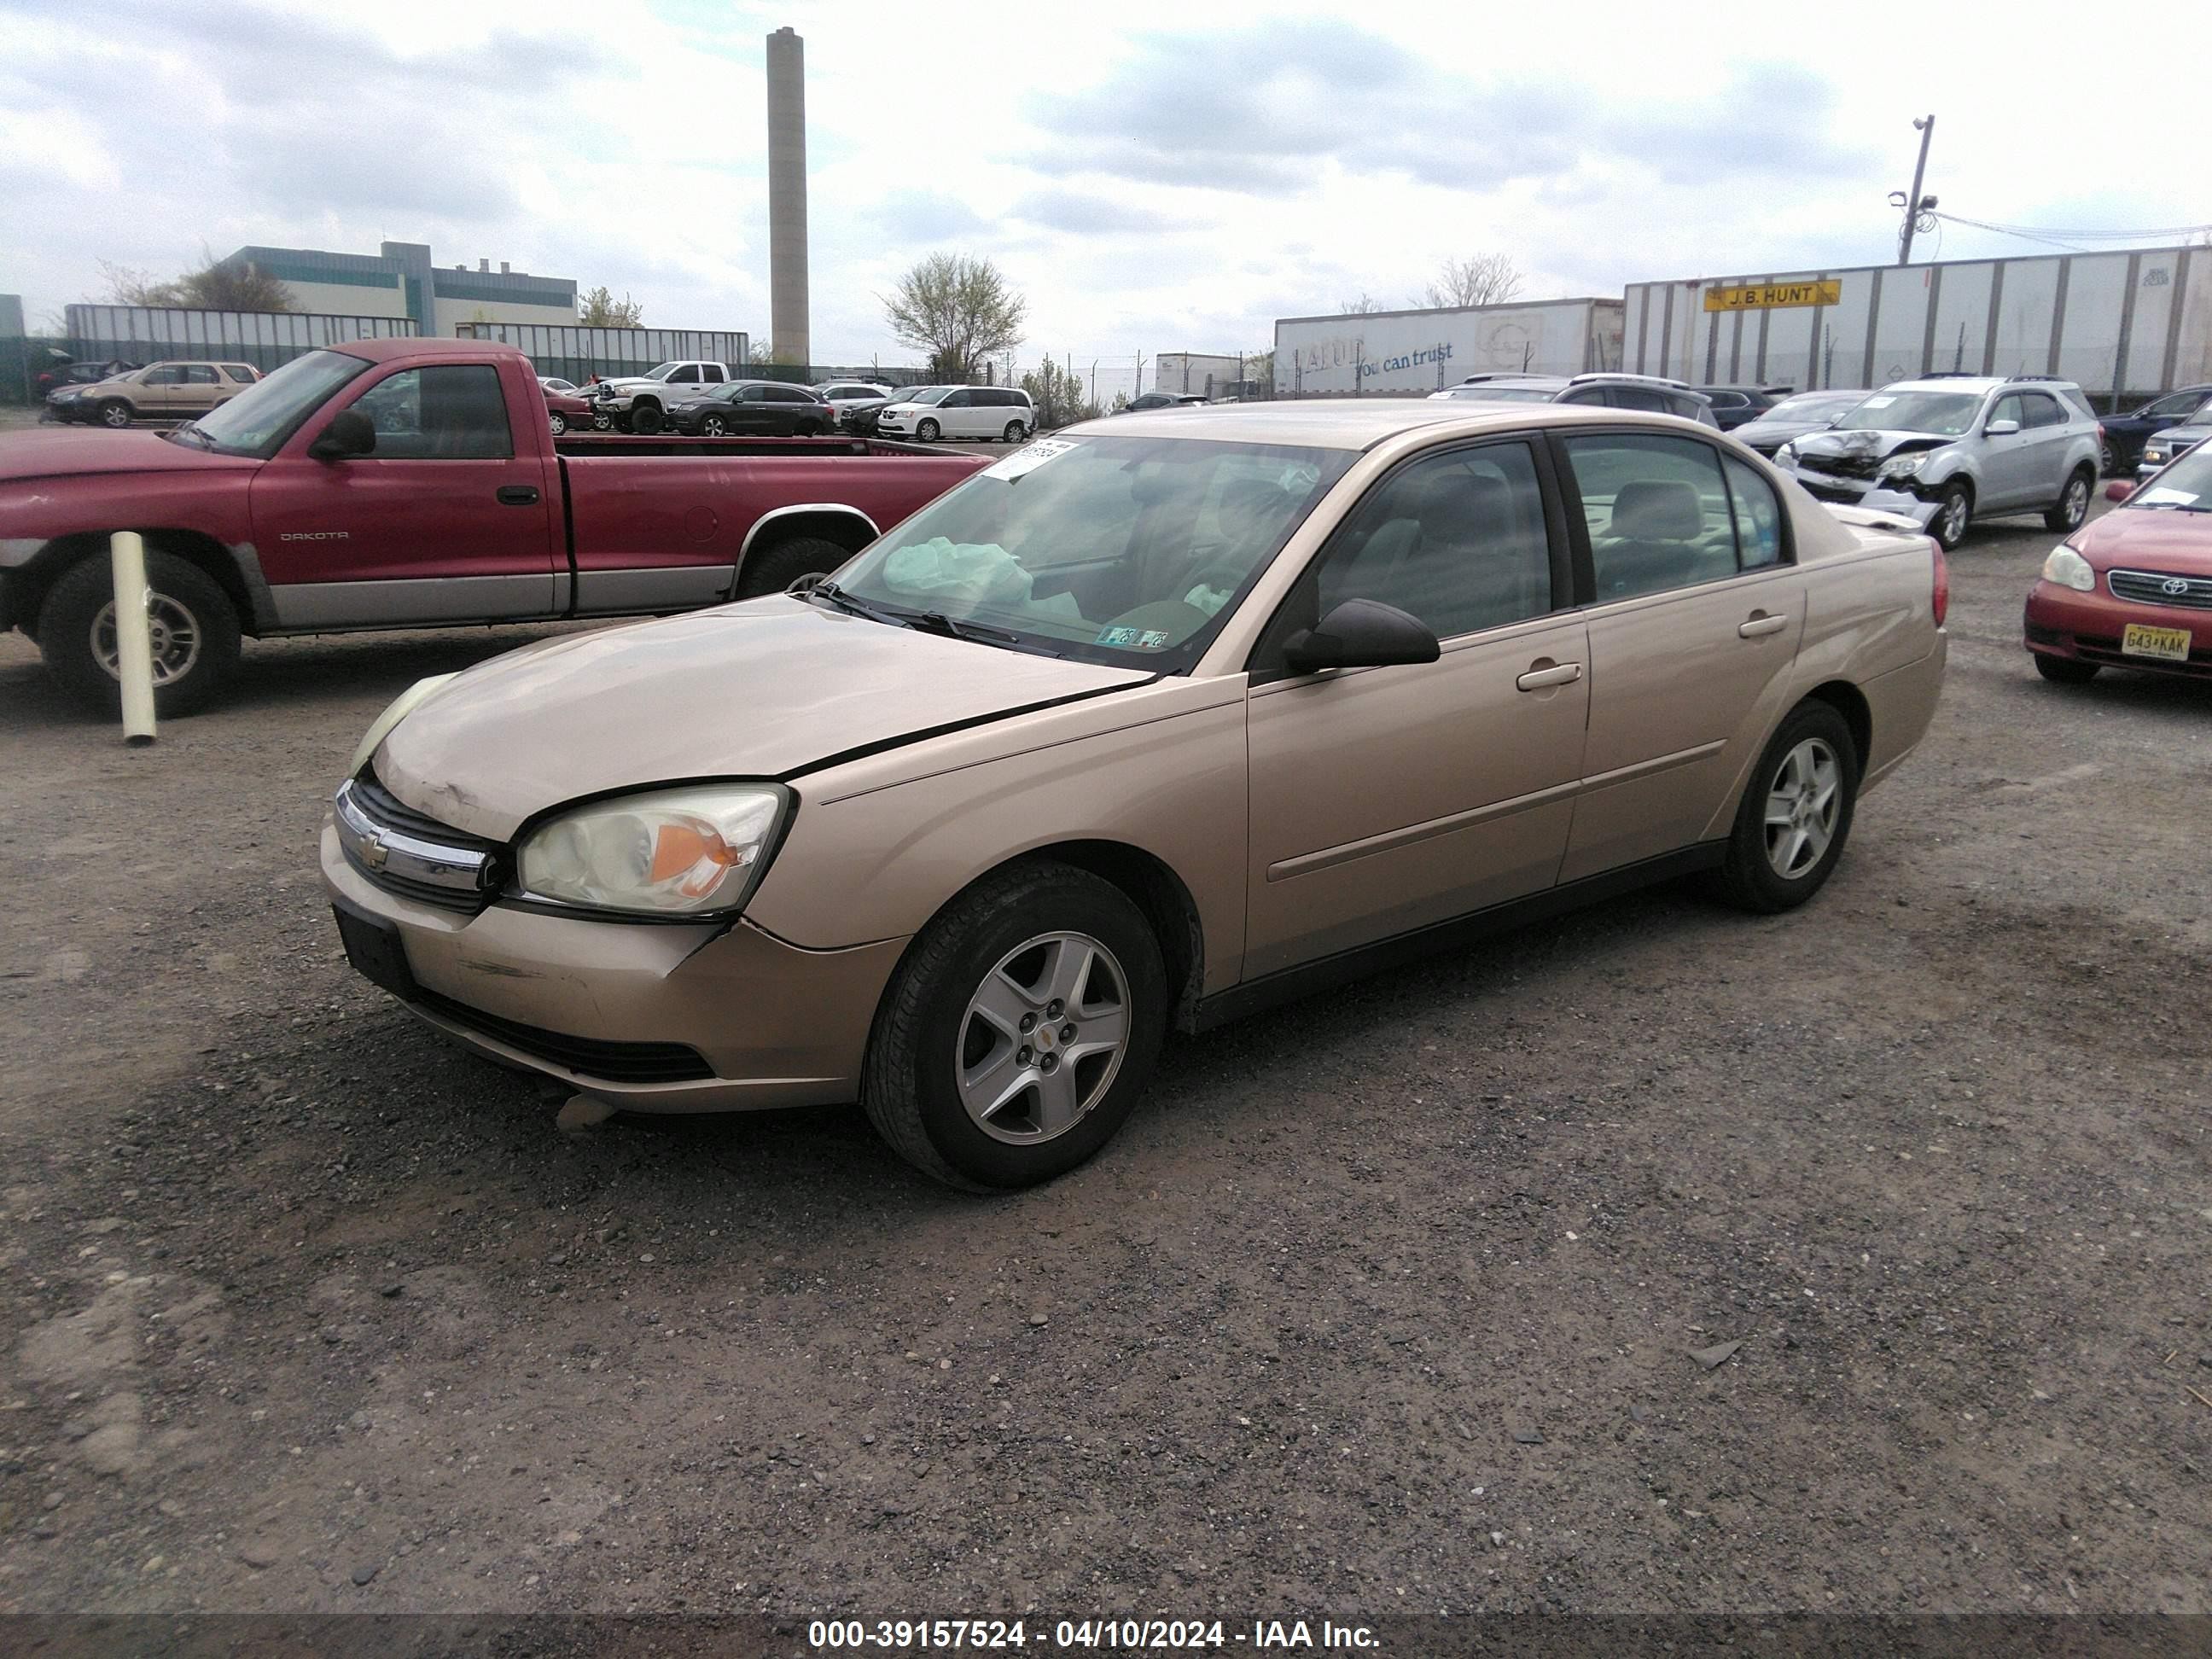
1773, 375, 2101, 549
875, 386, 1034, 443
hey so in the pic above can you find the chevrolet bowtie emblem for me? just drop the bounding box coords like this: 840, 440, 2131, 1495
359, 830, 390, 870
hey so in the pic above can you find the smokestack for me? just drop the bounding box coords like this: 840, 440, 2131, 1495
765, 26, 809, 364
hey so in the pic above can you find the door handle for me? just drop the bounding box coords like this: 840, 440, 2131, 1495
496, 485, 541, 506
1738, 612, 1790, 637
1516, 661, 1584, 691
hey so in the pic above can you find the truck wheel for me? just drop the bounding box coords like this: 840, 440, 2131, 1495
861, 861, 1168, 1190
37, 549, 242, 718
736, 535, 851, 598
98, 399, 134, 429
916, 418, 940, 441
630, 402, 665, 435
2044, 466, 2093, 533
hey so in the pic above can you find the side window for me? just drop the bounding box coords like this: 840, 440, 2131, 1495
1722, 456, 1785, 569
1295, 442, 1556, 644
1563, 432, 1740, 600
1989, 393, 2026, 429
222, 364, 258, 382
183, 365, 221, 385
941, 389, 972, 407
2145, 391, 2199, 416
698, 364, 724, 383
1608, 385, 1672, 413
768, 385, 807, 404
346, 365, 515, 460
143, 366, 183, 385
2020, 393, 2065, 428
1559, 387, 1608, 407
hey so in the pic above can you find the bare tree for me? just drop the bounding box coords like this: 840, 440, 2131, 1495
882, 253, 1027, 382
578, 286, 644, 327
1336, 292, 1385, 315
100, 249, 294, 312
1413, 253, 1524, 311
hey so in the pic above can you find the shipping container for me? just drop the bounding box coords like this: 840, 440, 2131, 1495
1275, 298, 1623, 399
1621, 246, 2212, 408
1153, 352, 1247, 397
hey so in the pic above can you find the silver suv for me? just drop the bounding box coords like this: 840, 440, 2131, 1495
1429, 371, 1719, 428
1773, 375, 2100, 549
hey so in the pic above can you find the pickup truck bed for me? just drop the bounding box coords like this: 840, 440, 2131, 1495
0, 337, 988, 714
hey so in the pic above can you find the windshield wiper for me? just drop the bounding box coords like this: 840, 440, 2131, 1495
806, 579, 902, 625
906, 609, 1022, 645
164, 422, 212, 450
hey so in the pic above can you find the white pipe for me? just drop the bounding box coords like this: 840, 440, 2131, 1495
108, 531, 157, 745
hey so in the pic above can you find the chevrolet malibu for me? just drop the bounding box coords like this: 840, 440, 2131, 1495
323, 402, 1948, 1190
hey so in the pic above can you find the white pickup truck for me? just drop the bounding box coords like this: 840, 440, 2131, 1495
587, 361, 734, 434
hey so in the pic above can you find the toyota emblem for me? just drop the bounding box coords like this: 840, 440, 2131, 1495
2163, 577, 2192, 596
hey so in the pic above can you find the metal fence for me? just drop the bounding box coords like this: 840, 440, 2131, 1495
453, 323, 750, 387
60, 305, 419, 378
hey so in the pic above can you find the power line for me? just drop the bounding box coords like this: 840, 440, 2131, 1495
1930, 210, 2212, 249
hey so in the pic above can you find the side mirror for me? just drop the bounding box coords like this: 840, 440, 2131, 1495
1282, 598, 1441, 676
1985, 418, 2021, 437
2105, 479, 2136, 502
309, 408, 376, 461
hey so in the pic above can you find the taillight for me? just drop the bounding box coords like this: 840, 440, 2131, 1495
1930, 538, 1950, 627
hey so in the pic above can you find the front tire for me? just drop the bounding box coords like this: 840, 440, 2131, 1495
2034, 654, 2099, 684
736, 534, 851, 598
98, 399, 133, 429
2045, 466, 2093, 533
916, 417, 940, 441
629, 402, 665, 435
2099, 437, 2121, 477
1707, 701, 1860, 914
1931, 480, 1972, 550
36, 548, 242, 718
862, 863, 1167, 1190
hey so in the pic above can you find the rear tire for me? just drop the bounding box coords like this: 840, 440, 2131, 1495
2034, 655, 2099, 684
736, 534, 852, 598
98, 399, 133, 429
2099, 437, 2120, 477
1931, 480, 1972, 550
1002, 420, 1028, 443
1706, 701, 1860, 915
547, 411, 568, 435
701, 414, 729, 436
2045, 466, 2093, 533
861, 862, 1167, 1190
629, 402, 665, 435
36, 548, 242, 718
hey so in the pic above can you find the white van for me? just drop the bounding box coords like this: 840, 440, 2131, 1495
875, 385, 1033, 443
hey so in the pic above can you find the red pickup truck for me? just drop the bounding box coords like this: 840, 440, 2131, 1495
0, 337, 987, 714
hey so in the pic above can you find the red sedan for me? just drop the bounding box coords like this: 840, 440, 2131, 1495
539, 383, 595, 435
2024, 446, 2212, 684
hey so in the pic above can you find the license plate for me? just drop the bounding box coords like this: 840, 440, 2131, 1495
2122, 623, 2193, 662
334, 905, 416, 999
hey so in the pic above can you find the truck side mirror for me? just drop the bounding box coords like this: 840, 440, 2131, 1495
309, 408, 377, 461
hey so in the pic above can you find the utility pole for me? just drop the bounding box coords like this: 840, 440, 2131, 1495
1892, 115, 1936, 267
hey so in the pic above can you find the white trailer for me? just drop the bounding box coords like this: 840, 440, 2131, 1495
1153, 352, 1246, 397
1622, 246, 2212, 407
1275, 298, 1623, 399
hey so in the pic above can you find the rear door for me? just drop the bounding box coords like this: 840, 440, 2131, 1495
2016, 390, 2074, 502
1243, 437, 1588, 977
175, 364, 224, 414
250, 359, 561, 627
1554, 429, 1807, 882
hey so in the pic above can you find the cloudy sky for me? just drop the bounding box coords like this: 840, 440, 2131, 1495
4, 0, 2202, 393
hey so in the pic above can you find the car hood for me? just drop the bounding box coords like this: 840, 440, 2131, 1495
2070, 502, 2212, 572
1734, 417, 1837, 446
0, 428, 259, 483
373, 597, 1155, 841
1791, 428, 1955, 462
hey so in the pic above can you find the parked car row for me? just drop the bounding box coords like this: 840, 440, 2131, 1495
1430, 371, 1721, 427
44, 359, 262, 427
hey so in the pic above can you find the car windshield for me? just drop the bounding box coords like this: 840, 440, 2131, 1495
827, 434, 1356, 671
171, 348, 371, 457
899, 386, 952, 406
1443, 386, 1553, 403
1834, 391, 1981, 436
1760, 391, 1865, 422
2138, 445, 2212, 505
643, 363, 684, 381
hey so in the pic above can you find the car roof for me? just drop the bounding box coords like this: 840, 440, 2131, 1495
1062, 397, 1714, 451
332, 335, 527, 365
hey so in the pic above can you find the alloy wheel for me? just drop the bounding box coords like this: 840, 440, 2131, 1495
955, 932, 1130, 1144
2061, 474, 2089, 528
1763, 736, 1841, 880
702, 416, 727, 436
92, 592, 201, 685
1939, 490, 1969, 545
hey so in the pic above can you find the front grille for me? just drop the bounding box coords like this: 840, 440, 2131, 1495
414, 989, 715, 1083
1798, 451, 1882, 480
337, 774, 498, 916
2109, 568, 2212, 610
352, 774, 495, 849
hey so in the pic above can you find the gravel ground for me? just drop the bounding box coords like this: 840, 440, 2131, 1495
0, 498, 2208, 1627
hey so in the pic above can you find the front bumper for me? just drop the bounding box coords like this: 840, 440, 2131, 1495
321, 820, 910, 1111
1774, 463, 1941, 526
2023, 579, 2212, 678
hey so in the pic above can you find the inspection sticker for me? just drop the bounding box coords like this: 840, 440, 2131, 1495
984, 438, 1077, 481
1096, 626, 1142, 646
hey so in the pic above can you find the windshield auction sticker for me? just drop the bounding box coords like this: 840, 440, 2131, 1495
985, 438, 1077, 481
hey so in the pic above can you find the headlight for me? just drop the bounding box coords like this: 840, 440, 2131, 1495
1877, 453, 1928, 480
347, 673, 458, 777
2143, 445, 2168, 464
517, 785, 789, 917
1775, 442, 1796, 464
2041, 544, 2096, 592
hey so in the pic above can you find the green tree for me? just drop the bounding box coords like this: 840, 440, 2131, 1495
578, 286, 645, 327
883, 253, 1027, 383
1019, 357, 1099, 428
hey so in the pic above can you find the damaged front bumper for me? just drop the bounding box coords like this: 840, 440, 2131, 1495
1775, 463, 1943, 527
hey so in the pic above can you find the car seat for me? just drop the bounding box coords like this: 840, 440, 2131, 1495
1598, 480, 1705, 597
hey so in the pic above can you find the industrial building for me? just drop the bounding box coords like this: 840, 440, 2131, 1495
212, 241, 578, 336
